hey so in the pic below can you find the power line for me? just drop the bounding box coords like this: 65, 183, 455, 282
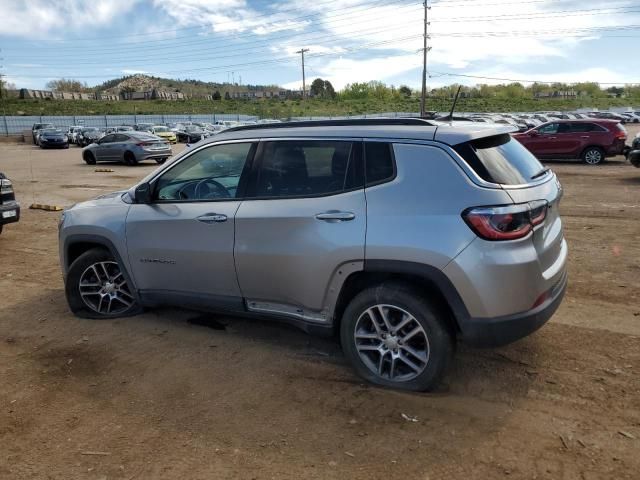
433, 6, 640, 22
429, 71, 640, 85
15, 0, 395, 42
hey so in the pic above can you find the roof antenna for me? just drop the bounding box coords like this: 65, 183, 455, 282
443, 85, 462, 122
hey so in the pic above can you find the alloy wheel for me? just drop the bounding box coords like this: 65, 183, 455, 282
354, 304, 430, 382
584, 149, 602, 164
78, 261, 134, 315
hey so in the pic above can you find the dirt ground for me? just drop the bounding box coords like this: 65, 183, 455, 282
0, 130, 639, 480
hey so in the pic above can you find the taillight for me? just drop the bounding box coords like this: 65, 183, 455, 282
462, 200, 548, 241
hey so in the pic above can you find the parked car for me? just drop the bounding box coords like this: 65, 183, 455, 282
134, 123, 155, 132
590, 112, 627, 123
150, 125, 177, 144
0, 172, 20, 235
32, 123, 54, 144
82, 131, 171, 165
176, 125, 205, 143
622, 112, 640, 123
105, 126, 135, 135
77, 127, 104, 147
66, 126, 84, 144
38, 128, 69, 149
59, 118, 567, 391
627, 134, 640, 167
512, 119, 627, 165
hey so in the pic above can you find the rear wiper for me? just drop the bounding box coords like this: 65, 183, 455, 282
531, 167, 551, 180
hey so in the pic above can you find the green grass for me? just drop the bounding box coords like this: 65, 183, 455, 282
2, 96, 638, 117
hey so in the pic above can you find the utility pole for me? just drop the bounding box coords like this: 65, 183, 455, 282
296, 48, 309, 99
420, 1, 431, 118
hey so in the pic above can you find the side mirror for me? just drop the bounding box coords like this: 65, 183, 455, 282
134, 182, 152, 204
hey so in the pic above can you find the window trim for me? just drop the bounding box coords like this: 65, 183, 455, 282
363, 139, 398, 188
149, 141, 258, 204
242, 138, 365, 201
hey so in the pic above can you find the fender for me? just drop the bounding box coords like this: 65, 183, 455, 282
364, 259, 471, 328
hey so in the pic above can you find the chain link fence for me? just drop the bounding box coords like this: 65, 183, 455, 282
0, 114, 261, 136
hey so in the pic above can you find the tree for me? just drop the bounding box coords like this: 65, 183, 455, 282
45, 78, 89, 92
398, 85, 412, 98
309, 78, 336, 99
212, 90, 221, 100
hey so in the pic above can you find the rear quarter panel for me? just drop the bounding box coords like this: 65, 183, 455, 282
365, 143, 514, 268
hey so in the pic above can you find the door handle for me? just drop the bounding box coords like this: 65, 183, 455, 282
197, 213, 227, 223
315, 211, 355, 222
581, 136, 589, 139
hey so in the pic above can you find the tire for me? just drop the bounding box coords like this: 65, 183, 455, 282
582, 146, 605, 165
124, 151, 137, 166
156, 157, 167, 164
65, 248, 141, 319
340, 282, 454, 391
0, 224, 3, 235
83, 152, 96, 165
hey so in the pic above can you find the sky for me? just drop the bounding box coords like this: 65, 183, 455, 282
1, 0, 639, 91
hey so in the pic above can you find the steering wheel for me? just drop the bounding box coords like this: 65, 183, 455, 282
194, 178, 230, 199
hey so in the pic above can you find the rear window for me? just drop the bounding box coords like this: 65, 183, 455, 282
453, 134, 545, 185
365, 142, 395, 185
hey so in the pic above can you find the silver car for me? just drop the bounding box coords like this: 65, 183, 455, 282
82, 131, 172, 166
59, 119, 568, 391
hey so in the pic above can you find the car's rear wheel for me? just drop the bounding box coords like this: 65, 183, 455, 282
156, 158, 167, 164
83, 152, 96, 165
340, 282, 454, 391
65, 248, 141, 319
582, 146, 604, 165
124, 151, 137, 166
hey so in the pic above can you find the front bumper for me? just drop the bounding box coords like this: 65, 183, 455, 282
459, 270, 567, 348
40, 140, 69, 148
0, 202, 20, 226
629, 150, 640, 167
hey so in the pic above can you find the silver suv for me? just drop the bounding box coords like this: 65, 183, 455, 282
59, 119, 568, 391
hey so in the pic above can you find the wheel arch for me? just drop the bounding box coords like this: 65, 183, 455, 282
580, 145, 605, 160
332, 260, 470, 335
63, 234, 137, 293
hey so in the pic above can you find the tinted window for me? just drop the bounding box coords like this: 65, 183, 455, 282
255, 141, 358, 198
454, 134, 545, 185
365, 142, 394, 185
100, 134, 115, 143
570, 122, 594, 133
114, 134, 129, 142
155, 142, 254, 201
538, 123, 558, 134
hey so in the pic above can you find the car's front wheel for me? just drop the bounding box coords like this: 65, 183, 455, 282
582, 146, 604, 165
65, 248, 141, 319
83, 152, 96, 165
155, 158, 167, 164
340, 282, 454, 391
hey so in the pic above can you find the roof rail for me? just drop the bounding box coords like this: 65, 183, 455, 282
222, 117, 437, 133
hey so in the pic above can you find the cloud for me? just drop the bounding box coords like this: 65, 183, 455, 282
0, 0, 140, 38
152, 0, 309, 35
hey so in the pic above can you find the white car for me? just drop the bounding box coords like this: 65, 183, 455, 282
67, 126, 84, 144
623, 112, 640, 123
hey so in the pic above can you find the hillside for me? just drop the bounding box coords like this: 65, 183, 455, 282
94, 74, 278, 97
2, 96, 637, 118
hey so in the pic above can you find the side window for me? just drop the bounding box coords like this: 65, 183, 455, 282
255, 140, 358, 198
538, 123, 559, 134
556, 123, 571, 134
100, 134, 115, 143
570, 123, 593, 133
154, 142, 254, 201
114, 134, 129, 142
365, 142, 395, 186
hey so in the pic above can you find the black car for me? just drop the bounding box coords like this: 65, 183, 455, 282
77, 127, 104, 147
38, 129, 69, 149
628, 135, 640, 168
176, 126, 205, 143
32, 123, 54, 144
0, 172, 20, 235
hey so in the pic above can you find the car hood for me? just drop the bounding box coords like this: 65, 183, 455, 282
70, 191, 128, 210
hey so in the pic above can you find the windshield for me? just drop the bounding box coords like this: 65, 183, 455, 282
454, 134, 545, 185
153, 126, 169, 132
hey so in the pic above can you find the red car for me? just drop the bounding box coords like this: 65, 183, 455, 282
512, 119, 627, 165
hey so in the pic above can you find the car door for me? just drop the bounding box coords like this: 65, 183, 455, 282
95, 134, 116, 161
126, 141, 257, 306
112, 134, 130, 161
234, 139, 366, 321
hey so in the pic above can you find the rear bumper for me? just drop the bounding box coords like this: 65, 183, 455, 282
606, 139, 627, 156
459, 270, 567, 348
0, 202, 20, 226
